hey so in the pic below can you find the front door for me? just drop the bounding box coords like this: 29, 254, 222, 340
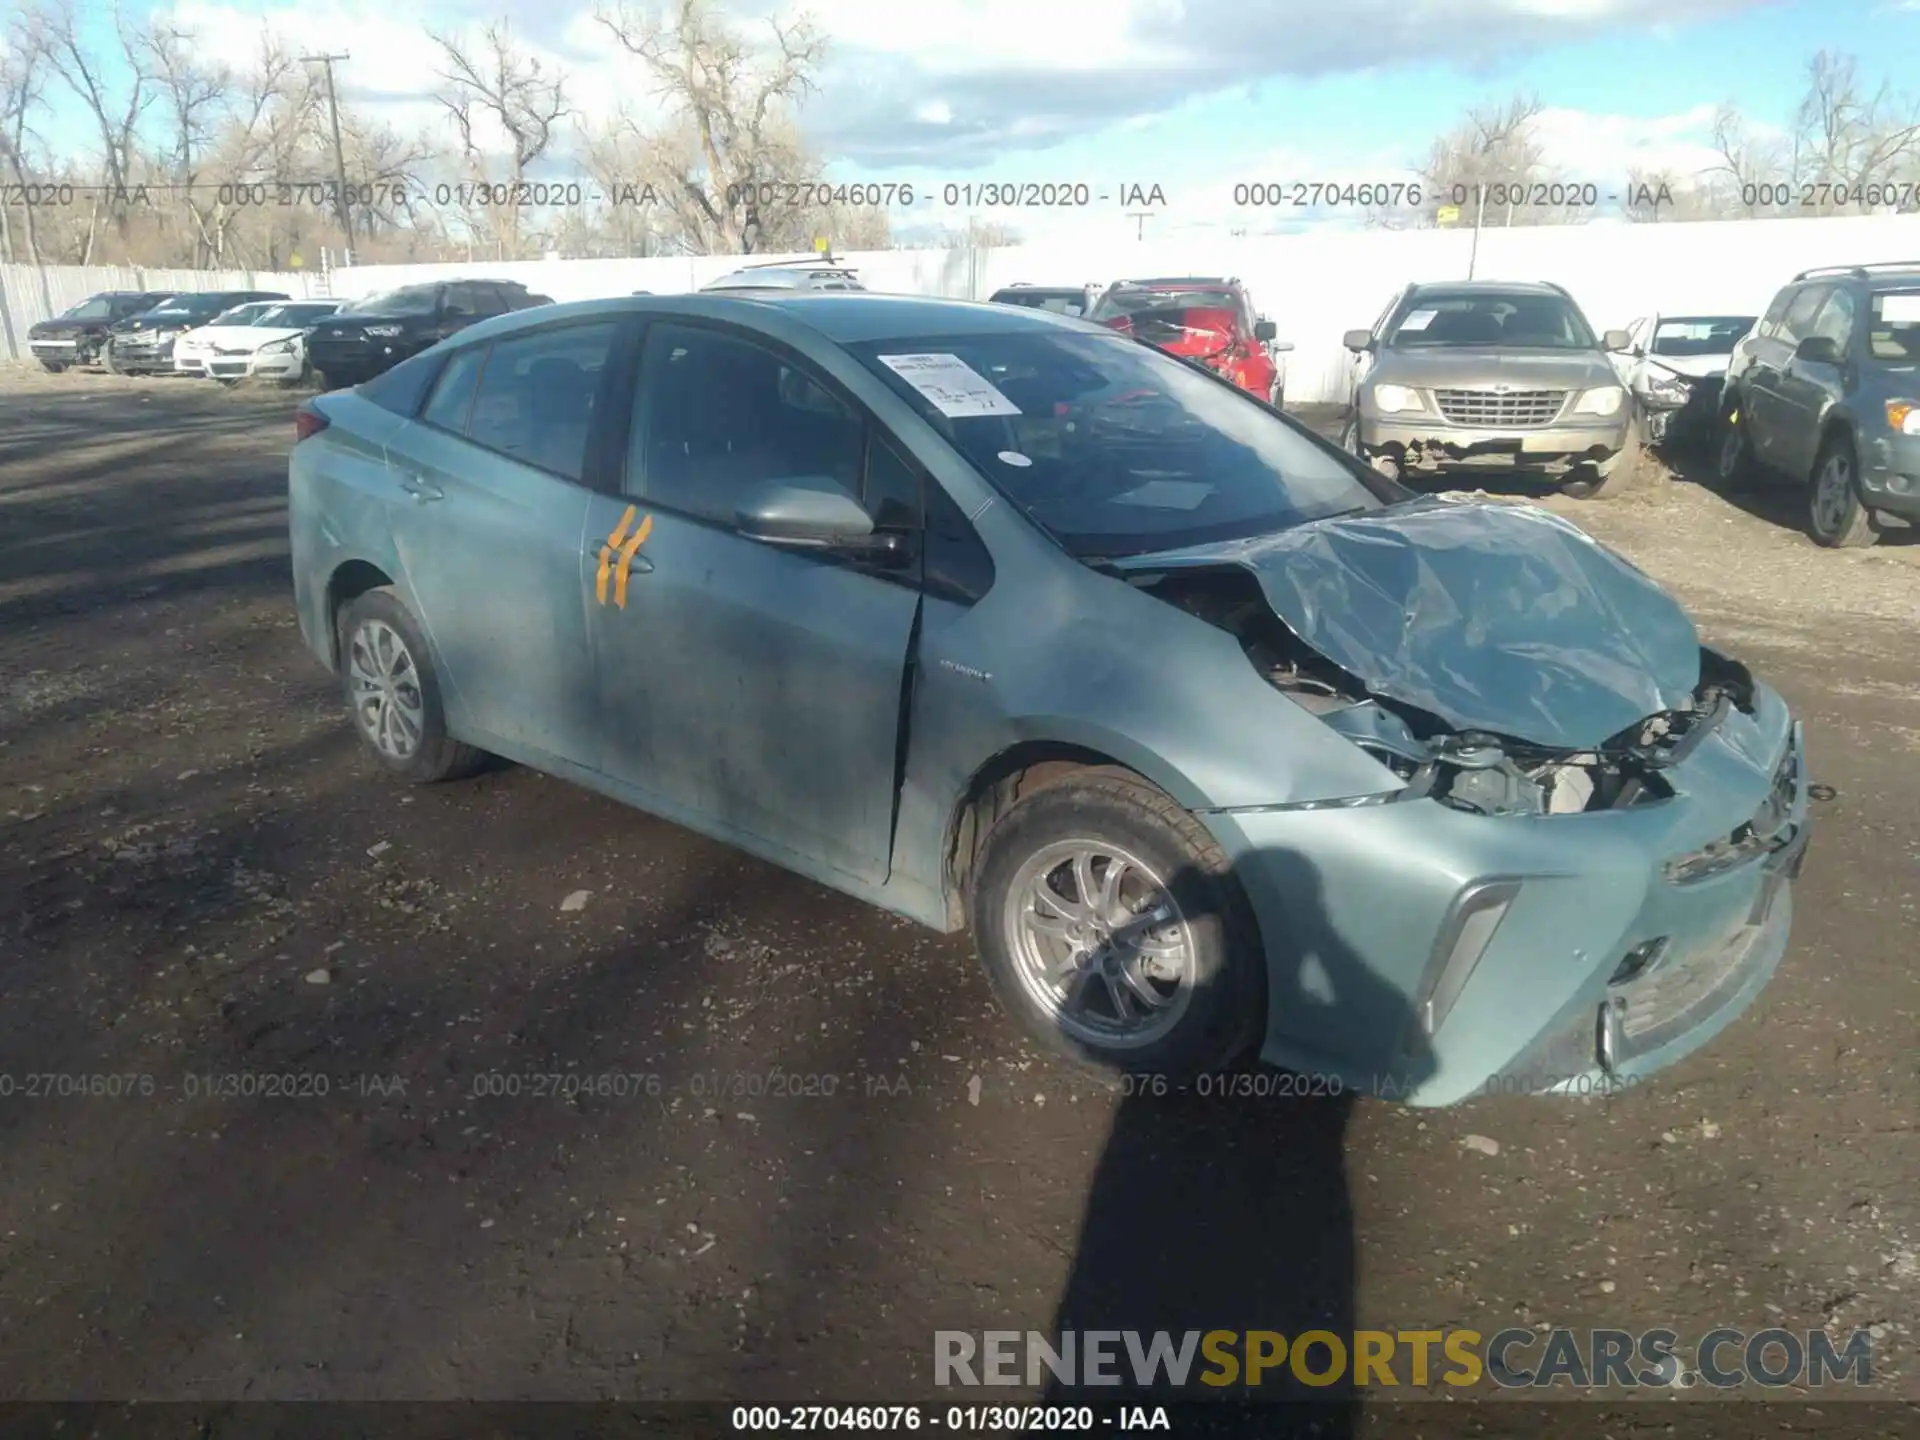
1773, 286, 1855, 480
382, 318, 622, 766
585, 320, 922, 885
1747, 284, 1828, 464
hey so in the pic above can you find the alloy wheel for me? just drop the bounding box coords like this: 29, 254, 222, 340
1002, 839, 1197, 1049
347, 618, 426, 761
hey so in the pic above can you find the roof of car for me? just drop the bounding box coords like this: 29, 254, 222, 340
1408, 280, 1564, 297
454, 291, 1094, 346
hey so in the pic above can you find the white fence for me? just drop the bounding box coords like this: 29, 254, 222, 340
7, 214, 1920, 401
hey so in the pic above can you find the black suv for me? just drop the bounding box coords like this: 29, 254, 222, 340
28, 291, 176, 371
1718, 262, 1920, 547
103, 290, 291, 375
306, 279, 555, 387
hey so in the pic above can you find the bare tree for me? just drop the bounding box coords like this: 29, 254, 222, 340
428, 22, 571, 259
596, 0, 829, 254
1791, 50, 1920, 213
145, 21, 232, 265
1387, 92, 1559, 229
25, 0, 155, 254
0, 17, 50, 262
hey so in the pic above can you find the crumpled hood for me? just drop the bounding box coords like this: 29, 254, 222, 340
1647, 353, 1733, 381
30, 317, 102, 337
1123, 499, 1702, 750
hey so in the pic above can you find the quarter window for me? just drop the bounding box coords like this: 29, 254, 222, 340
1757, 287, 1795, 338
627, 325, 866, 525
1779, 285, 1830, 344
421, 346, 487, 433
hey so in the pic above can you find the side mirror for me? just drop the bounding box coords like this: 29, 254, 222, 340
1271, 340, 1295, 353
736, 477, 909, 563
1342, 328, 1374, 352
1794, 334, 1841, 366
1253, 319, 1277, 342
1603, 329, 1632, 352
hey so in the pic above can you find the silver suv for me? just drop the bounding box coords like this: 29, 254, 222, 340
1340, 280, 1638, 498
701, 258, 865, 292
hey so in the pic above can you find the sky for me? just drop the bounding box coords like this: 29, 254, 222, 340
27, 0, 1920, 243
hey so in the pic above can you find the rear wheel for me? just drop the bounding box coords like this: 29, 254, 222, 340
38, 359, 66, 374
1808, 433, 1877, 548
968, 767, 1265, 1077
337, 588, 489, 783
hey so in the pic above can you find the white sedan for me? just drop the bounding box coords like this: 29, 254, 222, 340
177, 299, 345, 384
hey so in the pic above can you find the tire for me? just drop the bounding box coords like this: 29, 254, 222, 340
38, 359, 67, 374
1807, 432, 1878, 549
967, 767, 1265, 1077
1271, 383, 1286, 411
1562, 422, 1645, 500
100, 341, 123, 375
1338, 413, 1360, 454
336, 587, 489, 783
1714, 398, 1758, 488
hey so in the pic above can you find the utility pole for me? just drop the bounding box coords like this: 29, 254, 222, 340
1125, 210, 1154, 240
1466, 182, 1487, 280
301, 53, 355, 260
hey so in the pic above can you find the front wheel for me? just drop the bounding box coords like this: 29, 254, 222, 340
1338, 414, 1360, 454
1808, 434, 1878, 548
38, 359, 67, 374
967, 768, 1265, 1077
337, 588, 489, 783
100, 341, 123, 375
1270, 382, 1286, 411
1563, 422, 1646, 500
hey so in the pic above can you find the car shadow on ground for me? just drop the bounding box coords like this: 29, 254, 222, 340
1039, 852, 1434, 1437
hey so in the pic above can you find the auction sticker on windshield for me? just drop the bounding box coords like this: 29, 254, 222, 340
1398, 309, 1438, 331
878, 353, 1023, 417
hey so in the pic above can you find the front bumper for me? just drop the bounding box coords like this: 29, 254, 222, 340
110, 337, 180, 373
1201, 685, 1809, 1107
209, 349, 300, 380
1858, 429, 1920, 522
1358, 413, 1630, 473
29, 336, 82, 362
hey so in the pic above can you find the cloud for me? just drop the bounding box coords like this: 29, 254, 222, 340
1530, 103, 1729, 182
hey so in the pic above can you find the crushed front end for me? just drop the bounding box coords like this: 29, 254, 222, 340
1119, 499, 1811, 1106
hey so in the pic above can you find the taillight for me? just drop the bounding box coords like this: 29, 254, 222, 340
294, 407, 329, 443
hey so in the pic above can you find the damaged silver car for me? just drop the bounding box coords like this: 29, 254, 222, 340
289, 292, 1811, 1107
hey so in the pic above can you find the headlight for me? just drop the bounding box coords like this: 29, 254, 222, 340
1648, 375, 1689, 403
259, 338, 295, 355
1887, 399, 1920, 435
364, 324, 403, 337
1371, 383, 1425, 414
1574, 385, 1625, 416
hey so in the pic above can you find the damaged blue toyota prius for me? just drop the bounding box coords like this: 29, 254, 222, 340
288, 292, 1811, 1107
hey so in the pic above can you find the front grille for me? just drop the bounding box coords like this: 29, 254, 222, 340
1432, 388, 1567, 427
213, 346, 255, 356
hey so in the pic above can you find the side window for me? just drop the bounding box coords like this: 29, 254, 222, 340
627, 325, 865, 524
420, 346, 487, 433
441, 285, 478, 319
922, 481, 995, 605
472, 284, 512, 317
1757, 287, 1796, 339
1808, 288, 1856, 351
463, 322, 618, 481
1779, 285, 1831, 344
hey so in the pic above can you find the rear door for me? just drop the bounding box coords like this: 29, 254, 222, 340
380, 317, 625, 765
583, 319, 922, 884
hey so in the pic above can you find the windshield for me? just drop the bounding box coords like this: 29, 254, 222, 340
1869, 289, 1920, 362
60, 297, 114, 320
850, 331, 1384, 559
1650, 316, 1755, 356
209, 303, 271, 326
258, 303, 337, 326
995, 291, 1088, 316
354, 287, 439, 316
145, 296, 230, 320
1387, 292, 1597, 349
1092, 287, 1237, 324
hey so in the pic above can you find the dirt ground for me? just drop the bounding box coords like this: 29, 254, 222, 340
1, 366, 1917, 1417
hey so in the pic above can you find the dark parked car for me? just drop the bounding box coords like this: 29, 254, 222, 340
27, 291, 175, 371
305, 279, 554, 387
1717, 262, 1920, 548
103, 290, 290, 375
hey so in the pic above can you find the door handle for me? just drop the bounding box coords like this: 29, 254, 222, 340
397, 472, 444, 504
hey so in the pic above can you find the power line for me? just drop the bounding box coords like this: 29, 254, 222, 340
299, 53, 355, 255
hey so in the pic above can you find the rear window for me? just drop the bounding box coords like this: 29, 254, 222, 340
1091, 287, 1237, 323
1869, 289, 1920, 361
356, 286, 440, 316
357, 348, 449, 417
1650, 317, 1755, 356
